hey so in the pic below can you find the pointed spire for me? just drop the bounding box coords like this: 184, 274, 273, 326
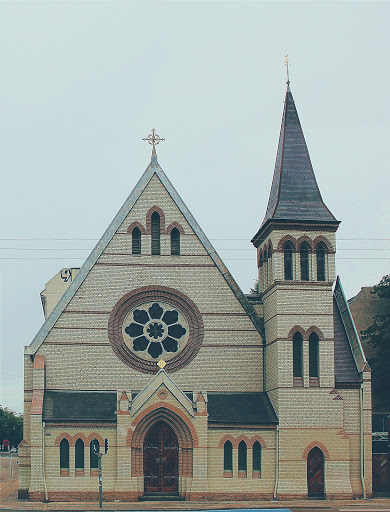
252, 86, 338, 245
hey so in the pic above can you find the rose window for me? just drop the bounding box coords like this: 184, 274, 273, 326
122, 301, 189, 361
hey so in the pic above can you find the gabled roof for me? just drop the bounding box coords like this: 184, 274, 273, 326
334, 276, 367, 378
252, 86, 338, 244
28, 148, 263, 354
130, 369, 195, 417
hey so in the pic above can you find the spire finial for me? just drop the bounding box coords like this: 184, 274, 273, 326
285, 54, 290, 85
142, 128, 165, 153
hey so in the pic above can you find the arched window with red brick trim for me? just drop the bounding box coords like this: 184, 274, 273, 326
132, 227, 141, 255
151, 212, 161, 255
60, 438, 69, 472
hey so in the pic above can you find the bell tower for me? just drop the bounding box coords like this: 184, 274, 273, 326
251, 84, 345, 497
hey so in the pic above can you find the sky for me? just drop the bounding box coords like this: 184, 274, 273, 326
0, 1, 389, 414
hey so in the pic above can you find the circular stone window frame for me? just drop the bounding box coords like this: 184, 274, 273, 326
108, 286, 204, 374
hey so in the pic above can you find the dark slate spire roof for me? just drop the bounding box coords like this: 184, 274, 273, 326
252, 86, 338, 243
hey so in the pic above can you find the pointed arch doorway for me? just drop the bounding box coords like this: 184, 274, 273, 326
143, 420, 179, 494
307, 446, 325, 498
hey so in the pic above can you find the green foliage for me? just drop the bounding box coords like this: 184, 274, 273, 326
361, 275, 390, 411
0, 407, 23, 449
249, 279, 260, 294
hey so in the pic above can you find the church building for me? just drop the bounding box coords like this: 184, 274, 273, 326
19, 85, 372, 501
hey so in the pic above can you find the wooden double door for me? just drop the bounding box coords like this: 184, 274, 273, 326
143, 420, 179, 494
307, 447, 325, 498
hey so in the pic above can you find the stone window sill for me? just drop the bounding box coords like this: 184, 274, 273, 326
293, 377, 304, 387
309, 377, 320, 387
238, 470, 247, 478
252, 471, 261, 479
223, 470, 233, 478
60, 469, 69, 477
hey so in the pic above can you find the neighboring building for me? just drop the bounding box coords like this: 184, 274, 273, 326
349, 287, 390, 494
41, 268, 80, 319
19, 84, 371, 502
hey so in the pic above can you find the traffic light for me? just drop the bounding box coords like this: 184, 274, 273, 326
91, 438, 99, 454
104, 439, 109, 454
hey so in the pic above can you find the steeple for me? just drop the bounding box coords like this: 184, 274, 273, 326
252, 85, 339, 245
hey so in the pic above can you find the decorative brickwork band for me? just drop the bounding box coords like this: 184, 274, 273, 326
108, 286, 204, 374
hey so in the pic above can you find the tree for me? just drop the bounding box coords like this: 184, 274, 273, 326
249, 279, 260, 294
0, 407, 23, 449
361, 275, 390, 411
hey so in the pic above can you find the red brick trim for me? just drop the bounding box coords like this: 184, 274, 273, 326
33, 355, 45, 369
96, 262, 215, 268
302, 442, 330, 461
126, 221, 146, 235
306, 325, 325, 340
277, 235, 297, 251
31, 390, 44, 414
54, 432, 104, 447
249, 435, 267, 448
287, 325, 305, 340
146, 206, 165, 234
297, 236, 314, 251
313, 235, 333, 251
218, 435, 236, 448
166, 222, 185, 235
108, 286, 204, 374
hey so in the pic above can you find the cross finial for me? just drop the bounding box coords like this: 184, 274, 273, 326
285, 54, 290, 85
142, 128, 165, 148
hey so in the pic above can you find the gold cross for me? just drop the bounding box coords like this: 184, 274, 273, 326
143, 128, 165, 148
157, 359, 166, 369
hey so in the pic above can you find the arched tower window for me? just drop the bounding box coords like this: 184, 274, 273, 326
238, 440, 247, 473
252, 441, 261, 476
151, 212, 161, 255
300, 243, 310, 281
132, 227, 141, 255
75, 438, 84, 471
264, 249, 268, 286
223, 440, 233, 472
309, 332, 319, 378
170, 228, 180, 255
90, 439, 99, 470
293, 332, 303, 378
60, 438, 69, 471
284, 242, 294, 280
316, 243, 326, 281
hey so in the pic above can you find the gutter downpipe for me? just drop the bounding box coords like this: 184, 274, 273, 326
273, 424, 279, 500
359, 384, 366, 499
42, 421, 48, 502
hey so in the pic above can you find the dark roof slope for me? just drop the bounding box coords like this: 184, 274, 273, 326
43, 391, 117, 422
333, 298, 361, 385
252, 86, 338, 244
207, 393, 278, 424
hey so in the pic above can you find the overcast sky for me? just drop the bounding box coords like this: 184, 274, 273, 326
1, 1, 389, 414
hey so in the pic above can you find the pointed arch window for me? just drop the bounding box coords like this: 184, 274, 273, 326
293, 332, 303, 378
284, 242, 294, 280
316, 244, 326, 281
252, 441, 262, 477
60, 438, 69, 475
264, 249, 268, 286
90, 439, 99, 471
223, 440, 233, 475
238, 440, 247, 475
300, 243, 310, 281
151, 212, 161, 255
132, 227, 141, 255
170, 228, 180, 255
309, 332, 319, 378
75, 438, 84, 473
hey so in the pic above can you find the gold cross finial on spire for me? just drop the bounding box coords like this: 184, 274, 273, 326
142, 128, 165, 148
285, 54, 290, 85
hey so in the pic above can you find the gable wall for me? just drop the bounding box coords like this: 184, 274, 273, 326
36, 174, 263, 393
